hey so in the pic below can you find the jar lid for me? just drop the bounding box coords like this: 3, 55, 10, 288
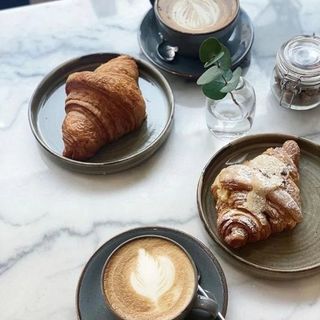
277, 35, 320, 85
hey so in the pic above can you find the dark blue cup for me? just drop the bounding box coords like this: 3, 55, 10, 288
150, 0, 241, 60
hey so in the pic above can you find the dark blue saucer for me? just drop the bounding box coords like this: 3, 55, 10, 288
76, 227, 228, 320
138, 9, 254, 80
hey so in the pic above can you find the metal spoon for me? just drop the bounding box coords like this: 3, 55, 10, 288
156, 32, 178, 62
197, 273, 226, 320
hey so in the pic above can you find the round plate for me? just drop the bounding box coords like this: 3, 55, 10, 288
76, 227, 228, 320
197, 134, 320, 279
29, 53, 174, 174
138, 9, 254, 80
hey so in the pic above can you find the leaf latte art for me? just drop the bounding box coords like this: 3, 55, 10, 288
130, 249, 175, 303
157, 0, 238, 34
103, 237, 195, 320
171, 0, 221, 30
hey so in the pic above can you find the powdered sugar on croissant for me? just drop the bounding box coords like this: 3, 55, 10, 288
212, 140, 302, 248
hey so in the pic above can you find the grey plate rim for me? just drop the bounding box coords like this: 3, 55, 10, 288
138, 8, 254, 79
28, 53, 175, 172
197, 133, 320, 277
75, 226, 228, 319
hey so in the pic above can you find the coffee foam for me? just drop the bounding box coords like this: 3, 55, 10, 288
130, 248, 176, 303
103, 238, 195, 320
171, 0, 221, 30
157, 0, 238, 34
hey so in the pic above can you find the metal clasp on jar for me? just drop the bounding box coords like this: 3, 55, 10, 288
280, 75, 302, 108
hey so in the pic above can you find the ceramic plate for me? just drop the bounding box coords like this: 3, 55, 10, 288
76, 227, 228, 320
29, 53, 174, 174
197, 134, 320, 279
138, 9, 254, 80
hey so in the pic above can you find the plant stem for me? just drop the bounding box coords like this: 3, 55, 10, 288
221, 74, 228, 87
230, 91, 241, 108
221, 74, 242, 110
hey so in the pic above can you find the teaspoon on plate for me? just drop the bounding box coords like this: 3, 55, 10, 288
197, 272, 226, 320
156, 32, 179, 62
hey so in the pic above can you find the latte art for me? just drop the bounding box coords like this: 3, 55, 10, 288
130, 248, 176, 303
171, 0, 221, 31
103, 237, 195, 320
157, 0, 238, 34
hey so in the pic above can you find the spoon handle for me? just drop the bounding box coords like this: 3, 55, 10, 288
197, 284, 209, 298
198, 285, 226, 319
217, 312, 226, 320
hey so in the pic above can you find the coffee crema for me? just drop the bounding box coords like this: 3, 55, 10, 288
103, 237, 195, 320
157, 0, 238, 34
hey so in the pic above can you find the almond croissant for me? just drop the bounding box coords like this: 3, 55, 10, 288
62, 55, 146, 160
212, 140, 302, 248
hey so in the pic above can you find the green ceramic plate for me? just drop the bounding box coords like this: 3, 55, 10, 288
197, 134, 320, 279
29, 53, 174, 174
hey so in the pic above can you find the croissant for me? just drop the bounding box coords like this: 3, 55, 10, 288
62, 55, 146, 160
211, 140, 302, 248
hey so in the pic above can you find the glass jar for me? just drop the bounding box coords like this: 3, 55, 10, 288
206, 77, 256, 138
271, 34, 320, 110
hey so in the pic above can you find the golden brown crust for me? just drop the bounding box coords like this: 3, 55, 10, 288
62, 55, 146, 160
212, 140, 302, 248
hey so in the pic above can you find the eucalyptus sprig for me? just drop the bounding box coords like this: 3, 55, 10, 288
197, 38, 242, 100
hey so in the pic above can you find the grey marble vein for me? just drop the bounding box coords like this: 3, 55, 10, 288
0, 214, 197, 276
1, 0, 320, 319
0, 212, 48, 228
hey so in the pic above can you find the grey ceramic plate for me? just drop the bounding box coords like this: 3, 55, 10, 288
76, 227, 228, 320
197, 134, 320, 279
138, 9, 253, 80
29, 53, 174, 174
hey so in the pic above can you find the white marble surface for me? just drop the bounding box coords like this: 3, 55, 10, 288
0, 0, 320, 319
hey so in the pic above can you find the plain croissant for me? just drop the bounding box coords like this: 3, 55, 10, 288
62, 55, 146, 160
212, 140, 302, 248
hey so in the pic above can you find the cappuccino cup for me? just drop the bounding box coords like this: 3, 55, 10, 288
101, 235, 219, 320
151, 0, 240, 59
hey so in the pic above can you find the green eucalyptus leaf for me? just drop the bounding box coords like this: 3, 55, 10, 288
220, 67, 242, 93
202, 79, 227, 100
219, 44, 232, 70
223, 69, 233, 81
197, 66, 223, 85
204, 51, 225, 68
214, 74, 228, 85
199, 38, 223, 63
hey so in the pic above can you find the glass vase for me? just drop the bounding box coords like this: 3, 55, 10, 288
205, 77, 256, 138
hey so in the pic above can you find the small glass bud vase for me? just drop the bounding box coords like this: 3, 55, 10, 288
205, 77, 256, 139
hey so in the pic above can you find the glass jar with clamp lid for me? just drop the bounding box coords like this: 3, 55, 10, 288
271, 34, 320, 110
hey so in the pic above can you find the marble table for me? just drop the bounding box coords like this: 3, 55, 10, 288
1, 0, 320, 319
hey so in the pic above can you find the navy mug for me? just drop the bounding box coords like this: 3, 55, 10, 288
150, 0, 241, 60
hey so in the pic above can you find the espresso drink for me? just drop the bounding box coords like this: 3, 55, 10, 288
157, 0, 238, 34
103, 237, 196, 320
